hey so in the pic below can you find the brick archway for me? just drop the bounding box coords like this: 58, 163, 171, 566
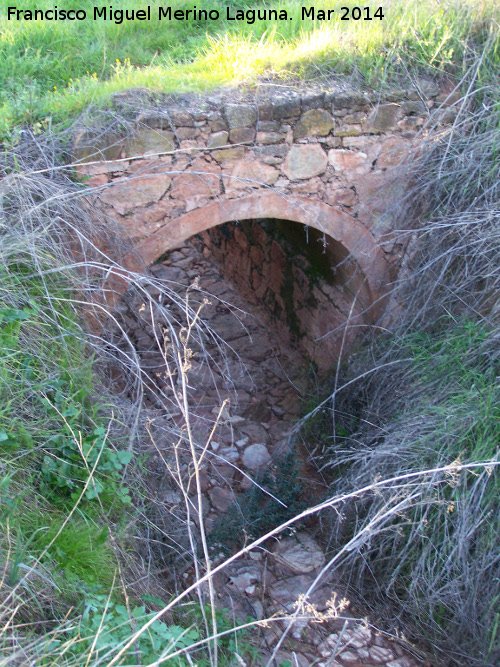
129, 192, 390, 317
78, 84, 459, 319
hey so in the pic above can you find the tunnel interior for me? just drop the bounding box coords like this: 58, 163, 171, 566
192, 218, 371, 370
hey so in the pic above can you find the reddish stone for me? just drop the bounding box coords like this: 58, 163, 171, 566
328, 149, 368, 172
100, 174, 171, 215
223, 160, 279, 192
281, 144, 328, 180
288, 177, 323, 195
324, 186, 356, 207
249, 245, 264, 264
128, 156, 173, 174
377, 137, 408, 168
234, 227, 248, 250
171, 158, 220, 199
87, 174, 109, 187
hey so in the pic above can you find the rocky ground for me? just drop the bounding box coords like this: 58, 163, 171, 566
113, 239, 433, 667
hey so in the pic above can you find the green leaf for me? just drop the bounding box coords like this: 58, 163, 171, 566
116, 450, 133, 465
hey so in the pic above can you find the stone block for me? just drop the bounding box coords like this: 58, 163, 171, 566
328, 148, 368, 171
128, 156, 172, 174
254, 144, 288, 158
377, 137, 408, 168
225, 103, 257, 129
171, 159, 220, 199
397, 116, 424, 132
281, 144, 328, 180
384, 88, 407, 102
436, 90, 462, 106
242, 443, 271, 470
324, 186, 356, 207
256, 131, 285, 145
86, 174, 109, 187
364, 103, 402, 133
193, 110, 208, 121
179, 140, 203, 152
401, 100, 427, 116
223, 160, 279, 192
257, 101, 274, 120
126, 128, 176, 157
301, 91, 326, 110
272, 95, 301, 119
175, 126, 198, 141
368, 645, 395, 663
99, 174, 171, 215
416, 78, 440, 98
439, 107, 459, 124
73, 129, 125, 163
337, 650, 358, 663
212, 147, 246, 162
261, 156, 283, 165
334, 124, 362, 137
229, 127, 255, 143
343, 111, 367, 124
168, 109, 194, 127
332, 91, 368, 109
258, 120, 280, 132
136, 112, 170, 129
294, 108, 334, 139
207, 131, 229, 149
74, 159, 127, 178
289, 176, 322, 194
273, 532, 325, 573
209, 486, 233, 512
209, 119, 228, 132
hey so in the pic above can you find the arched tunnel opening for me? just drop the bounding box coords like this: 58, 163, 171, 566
113, 215, 377, 419
105, 208, 396, 643
110, 214, 378, 560
191, 217, 372, 371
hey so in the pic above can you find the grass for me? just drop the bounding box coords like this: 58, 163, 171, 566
0, 158, 266, 665
1, 0, 499, 137
324, 319, 500, 660
0, 0, 500, 664
300, 57, 500, 661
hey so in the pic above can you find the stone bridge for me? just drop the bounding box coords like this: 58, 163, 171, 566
75, 84, 460, 363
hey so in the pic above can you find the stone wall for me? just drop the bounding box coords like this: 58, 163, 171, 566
76, 80, 460, 256
76, 81, 463, 349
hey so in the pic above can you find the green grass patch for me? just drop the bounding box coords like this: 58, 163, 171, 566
1, 0, 499, 138
328, 318, 500, 659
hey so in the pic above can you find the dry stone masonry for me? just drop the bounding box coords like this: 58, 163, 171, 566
76, 81, 462, 351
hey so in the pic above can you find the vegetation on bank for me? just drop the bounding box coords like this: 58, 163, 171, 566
0, 0, 499, 138
303, 61, 500, 662
0, 0, 500, 665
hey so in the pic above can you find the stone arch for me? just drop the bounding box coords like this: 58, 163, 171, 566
126, 192, 391, 319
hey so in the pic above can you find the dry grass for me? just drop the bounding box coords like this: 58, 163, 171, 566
297, 50, 500, 666
2, 36, 500, 664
